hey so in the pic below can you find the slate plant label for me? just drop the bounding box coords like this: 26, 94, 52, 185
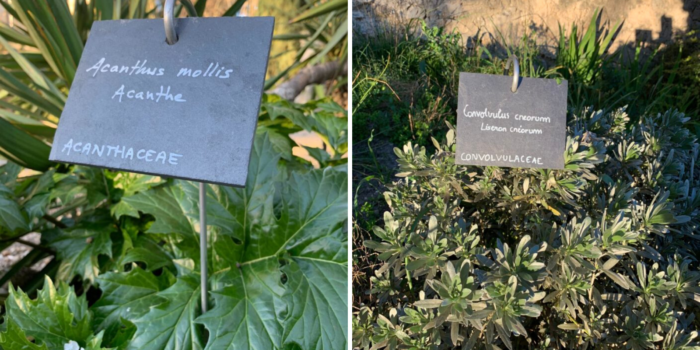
49, 17, 274, 187
455, 73, 567, 169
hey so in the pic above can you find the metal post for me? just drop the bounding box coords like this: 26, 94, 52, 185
163, 0, 204, 312
199, 182, 208, 312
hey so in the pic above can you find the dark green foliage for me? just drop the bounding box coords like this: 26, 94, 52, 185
352, 20, 495, 147
0, 97, 348, 350
0, 128, 348, 350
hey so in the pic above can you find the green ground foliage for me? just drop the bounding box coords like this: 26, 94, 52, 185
352, 12, 699, 148
353, 10, 700, 350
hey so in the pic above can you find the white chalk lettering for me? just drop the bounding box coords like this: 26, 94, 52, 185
114, 145, 125, 158
112, 85, 125, 102
463, 104, 510, 119
92, 144, 104, 157
177, 67, 193, 77
86, 58, 105, 77
480, 123, 507, 132
515, 114, 551, 123
510, 125, 543, 135
219, 69, 232, 79
168, 153, 182, 165
177, 63, 232, 79
59, 140, 182, 165
86, 58, 165, 78
62, 139, 74, 155
155, 151, 167, 164
112, 84, 185, 103
460, 153, 543, 165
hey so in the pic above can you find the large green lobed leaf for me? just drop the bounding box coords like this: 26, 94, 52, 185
90, 132, 348, 350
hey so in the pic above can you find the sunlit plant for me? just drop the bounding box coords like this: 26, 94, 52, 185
355, 107, 700, 349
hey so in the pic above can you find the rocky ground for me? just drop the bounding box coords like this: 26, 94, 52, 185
0, 233, 52, 295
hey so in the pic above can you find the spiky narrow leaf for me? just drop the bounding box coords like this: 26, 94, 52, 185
222, 0, 248, 16
0, 117, 52, 171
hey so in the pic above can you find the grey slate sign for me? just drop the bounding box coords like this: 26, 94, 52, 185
49, 17, 274, 187
455, 73, 567, 169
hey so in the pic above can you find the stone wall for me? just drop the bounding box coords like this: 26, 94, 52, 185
353, 0, 700, 54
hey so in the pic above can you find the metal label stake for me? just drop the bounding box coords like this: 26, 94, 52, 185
163, 0, 208, 313
199, 182, 207, 312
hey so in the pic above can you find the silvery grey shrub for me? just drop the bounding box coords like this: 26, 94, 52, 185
354, 108, 700, 350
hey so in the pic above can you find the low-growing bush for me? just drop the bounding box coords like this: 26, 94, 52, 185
354, 107, 700, 349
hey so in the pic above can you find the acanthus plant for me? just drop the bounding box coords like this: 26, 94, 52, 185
355, 108, 700, 349
0, 97, 348, 350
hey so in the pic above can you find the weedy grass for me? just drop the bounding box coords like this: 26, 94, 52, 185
352, 10, 699, 149
353, 8, 700, 350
